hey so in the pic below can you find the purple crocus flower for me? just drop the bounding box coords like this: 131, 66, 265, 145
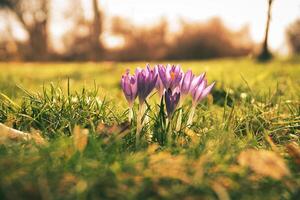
191, 79, 215, 106
136, 64, 158, 103
154, 65, 165, 98
158, 64, 183, 91
165, 88, 181, 118
180, 69, 194, 96
189, 72, 206, 94
121, 69, 138, 107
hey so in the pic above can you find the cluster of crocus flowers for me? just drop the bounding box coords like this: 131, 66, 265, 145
121, 64, 215, 145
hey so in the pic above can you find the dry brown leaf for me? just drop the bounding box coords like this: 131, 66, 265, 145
238, 149, 290, 180
211, 182, 230, 200
0, 123, 30, 143
144, 150, 207, 184
97, 122, 130, 142
73, 125, 89, 152
0, 123, 47, 146
97, 122, 129, 135
30, 128, 47, 145
286, 142, 300, 166
145, 151, 190, 183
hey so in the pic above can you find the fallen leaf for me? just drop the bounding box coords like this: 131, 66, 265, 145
286, 142, 300, 166
145, 151, 190, 183
0, 123, 30, 143
0, 123, 47, 146
30, 128, 47, 145
238, 149, 290, 180
211, 182, 230, 200
97, 122, 130, 138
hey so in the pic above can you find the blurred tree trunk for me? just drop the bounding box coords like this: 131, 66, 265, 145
15, 12, 48, 60
90, 0, 103, 60
258, 0, 273, 61
27, 20, 48, 60
0, 0, 49, 61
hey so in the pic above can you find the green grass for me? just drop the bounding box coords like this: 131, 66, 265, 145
0, 58, 299, 199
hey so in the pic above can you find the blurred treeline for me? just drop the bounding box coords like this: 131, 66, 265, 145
0, 0, 299, 61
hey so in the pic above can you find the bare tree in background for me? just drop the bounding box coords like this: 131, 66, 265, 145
59, 0, 104, 61
60, 0, 90, 60
110, 17, 169, 61
258, 0, 273, 61
167, 18, 253, 60
286, 18, 300, 54
0, 0, 49, 60
90, 0, 103, 60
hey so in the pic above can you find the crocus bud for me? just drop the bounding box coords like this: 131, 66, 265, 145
165, 88, 181, 118
136, 64, 158, 104
121, 69, 138, 107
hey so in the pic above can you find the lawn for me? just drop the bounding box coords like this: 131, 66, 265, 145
0, 58, 299, 199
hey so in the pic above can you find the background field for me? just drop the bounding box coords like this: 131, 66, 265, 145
1, 58, 299, 100
0, 58, 300, 199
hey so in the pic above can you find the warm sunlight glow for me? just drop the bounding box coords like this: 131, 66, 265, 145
3, 0, 299, 54
99, 0, 299, 52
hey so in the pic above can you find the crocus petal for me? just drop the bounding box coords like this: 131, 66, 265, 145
136, 64, 158, 103
165, 88, 181, 118
191, 75, 215, 106
190, 72, 206, 93
121, 76, 125, 90
135, 67, 142, 75
174, 92, 180, 108
155, 66, 165, 97
150, 74, 158, 92
165, 89, 172, 116
165, 64, 172, 82
195, 79, 207, 102
130, 77, 138, 99
121, 70, 138, 106
158, 65, 169, 89
174, 65, 183, 84
199, 82, 215, 100
181, 69, 194, 95
159, 64, 183, 91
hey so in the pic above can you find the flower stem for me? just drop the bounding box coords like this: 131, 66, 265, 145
167, 117, 173, 146
175, 95, 186, 131
136, 102, 145, 147
128, 107, 133, 123
187, 106, 196, 127
175, 100, 183, 131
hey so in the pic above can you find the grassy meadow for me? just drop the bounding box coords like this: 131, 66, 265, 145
0, 58, 300, 199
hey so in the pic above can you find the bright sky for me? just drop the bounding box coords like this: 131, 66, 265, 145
96, 0, 300, 53
3, 0, 298, 53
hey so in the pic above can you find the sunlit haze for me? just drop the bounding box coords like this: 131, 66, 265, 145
33, 0, 300, 53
